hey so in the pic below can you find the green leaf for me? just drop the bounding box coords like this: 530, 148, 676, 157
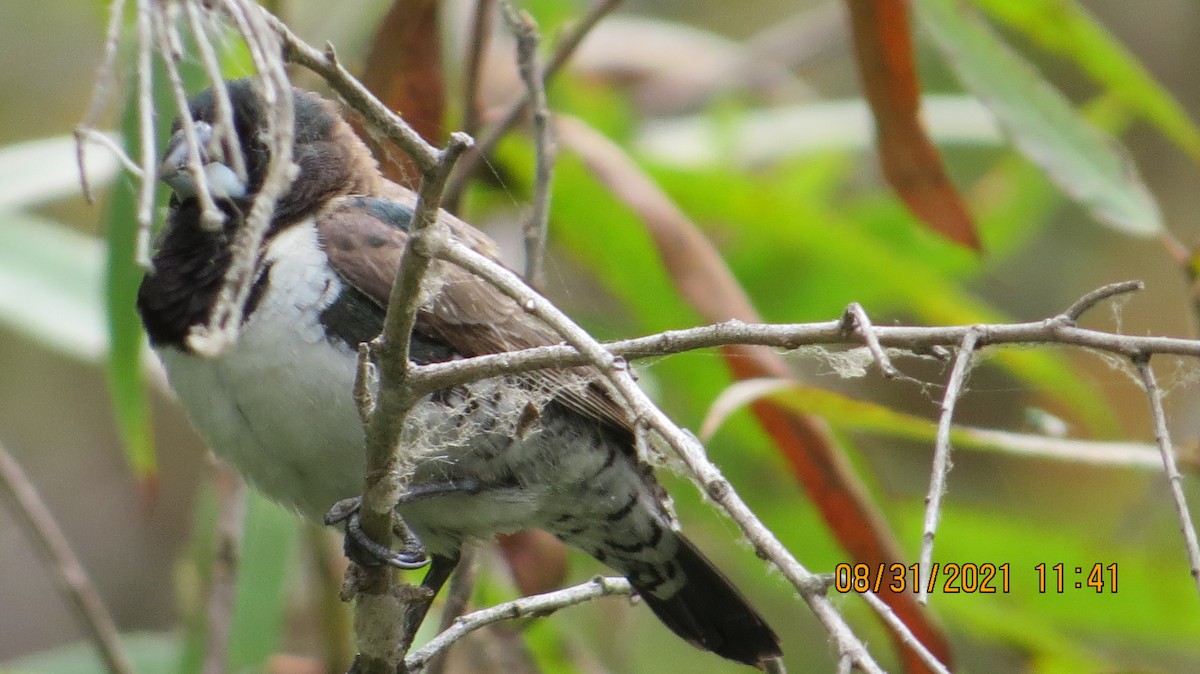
916, 0, 1163, 237
226, 493, 299, 671
0, 211, 106, 363
973, 0, 1200, 164
105, 104, 155, 486
1, 632, 180, 674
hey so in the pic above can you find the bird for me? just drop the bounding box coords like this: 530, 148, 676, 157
137, 78, 781, 669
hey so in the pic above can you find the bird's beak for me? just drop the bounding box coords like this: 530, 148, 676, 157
158, 121, 247, 200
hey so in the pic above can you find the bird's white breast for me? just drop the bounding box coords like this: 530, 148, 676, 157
156, 222, 367, 521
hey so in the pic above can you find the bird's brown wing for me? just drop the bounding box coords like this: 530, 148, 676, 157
316, 193, 633, 435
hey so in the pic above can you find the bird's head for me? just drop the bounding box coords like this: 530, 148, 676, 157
159, 78, 381, 227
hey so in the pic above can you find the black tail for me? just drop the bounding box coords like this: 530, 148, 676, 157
634, 537, 782, 669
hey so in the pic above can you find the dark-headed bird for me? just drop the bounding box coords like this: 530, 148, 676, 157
137, 78, 781, 669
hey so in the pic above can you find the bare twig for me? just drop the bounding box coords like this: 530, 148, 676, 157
134, 0, 157, 270
444, 0, 624, 202
839, 302, 897, 378
858, 590, 952, 674
184, 0, 249, 182
76, 129, 144, 178
203, 462, 247, 674
352, 133, 473, 674
461, 0, 497, 143
75, 0, 129, 204
437, 239, 881, 673
501, 1, 556, 286
1060, 280, 1143, 322
918, 330, 978, 604
1133, 356, 1200, 597
400, 283, 1200, 400
187, 0, 296, 358
153, 2, 224, 231
405, 577, 633, 673
255, 8, 439, 173
0, 440, 134, 674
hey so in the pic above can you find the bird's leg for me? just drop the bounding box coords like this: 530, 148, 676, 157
324, 479, 482, 569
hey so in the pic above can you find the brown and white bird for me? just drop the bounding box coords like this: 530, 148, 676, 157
137, 78, 781, 668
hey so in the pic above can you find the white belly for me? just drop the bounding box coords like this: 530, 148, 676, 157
156, 223, 367, 522
153, 222, 551, 552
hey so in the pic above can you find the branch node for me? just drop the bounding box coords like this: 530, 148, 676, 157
839, 302, 898, 378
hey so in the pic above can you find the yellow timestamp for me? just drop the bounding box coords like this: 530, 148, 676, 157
1035, 563, 1118, 593
833, 562, 1011, 594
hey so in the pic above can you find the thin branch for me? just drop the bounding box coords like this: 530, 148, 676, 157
918, 330, 978, 605
76, 129, 144, 178
203, 462, 247, 674
426, 544, 480, 674
858, 590, 952, 674
153, 2, 224, 231
134, 0, 157, 270
75, 0, 128, 204
840, 302, 897, 378
405, 577, 633, 673
352, 133, 473, 674
501, 1, 556, 287
461, 0, 496, 143
187, 0, 296, 358
437, 239, 881, 673
402, 285, 1200, 401
0, 439, 135, 674
184, 0, 248, 182
1060, 280, 1143, 322
1133, 356, 1200, 597
444, 0, 624, 202
256, 7, 440, 173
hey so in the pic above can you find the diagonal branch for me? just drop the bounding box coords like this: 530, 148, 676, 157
1133, 355, 1200, 598
405, 577, 633, 673
0, 439, 134, 674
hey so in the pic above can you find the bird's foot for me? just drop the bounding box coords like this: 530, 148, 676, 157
325, 497, 429, 569
324, 479, 483, 570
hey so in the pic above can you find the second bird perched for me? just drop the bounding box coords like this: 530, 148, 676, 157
137, 78, 781, 668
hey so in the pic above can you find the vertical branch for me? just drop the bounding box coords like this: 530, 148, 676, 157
461, 0, 496, 142
444, 0, 624, 203
188, 0, 296, 357
1133, 356, 1200, 597
75, 0, 128, 204
153, 2, 224, 231
500, 2, 556, 287
353, 132, 473, 674
918, 330, 978, 605
134, 0, 157, 270
0, 440, 135, 674
184, 1, 249, 182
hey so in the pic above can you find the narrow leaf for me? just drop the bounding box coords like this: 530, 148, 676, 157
974, 0, 1200, 164
916, 0, 1163, 237
846, 0, 980, 250
355, 0, 446, 185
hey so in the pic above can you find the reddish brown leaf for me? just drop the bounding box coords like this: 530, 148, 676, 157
557, 114, 954, 673
846, 0, 981, 251
496, 529, 569, 596
354, 0, 446, 186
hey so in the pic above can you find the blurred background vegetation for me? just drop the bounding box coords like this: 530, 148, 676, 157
2, 0, 1200, 672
